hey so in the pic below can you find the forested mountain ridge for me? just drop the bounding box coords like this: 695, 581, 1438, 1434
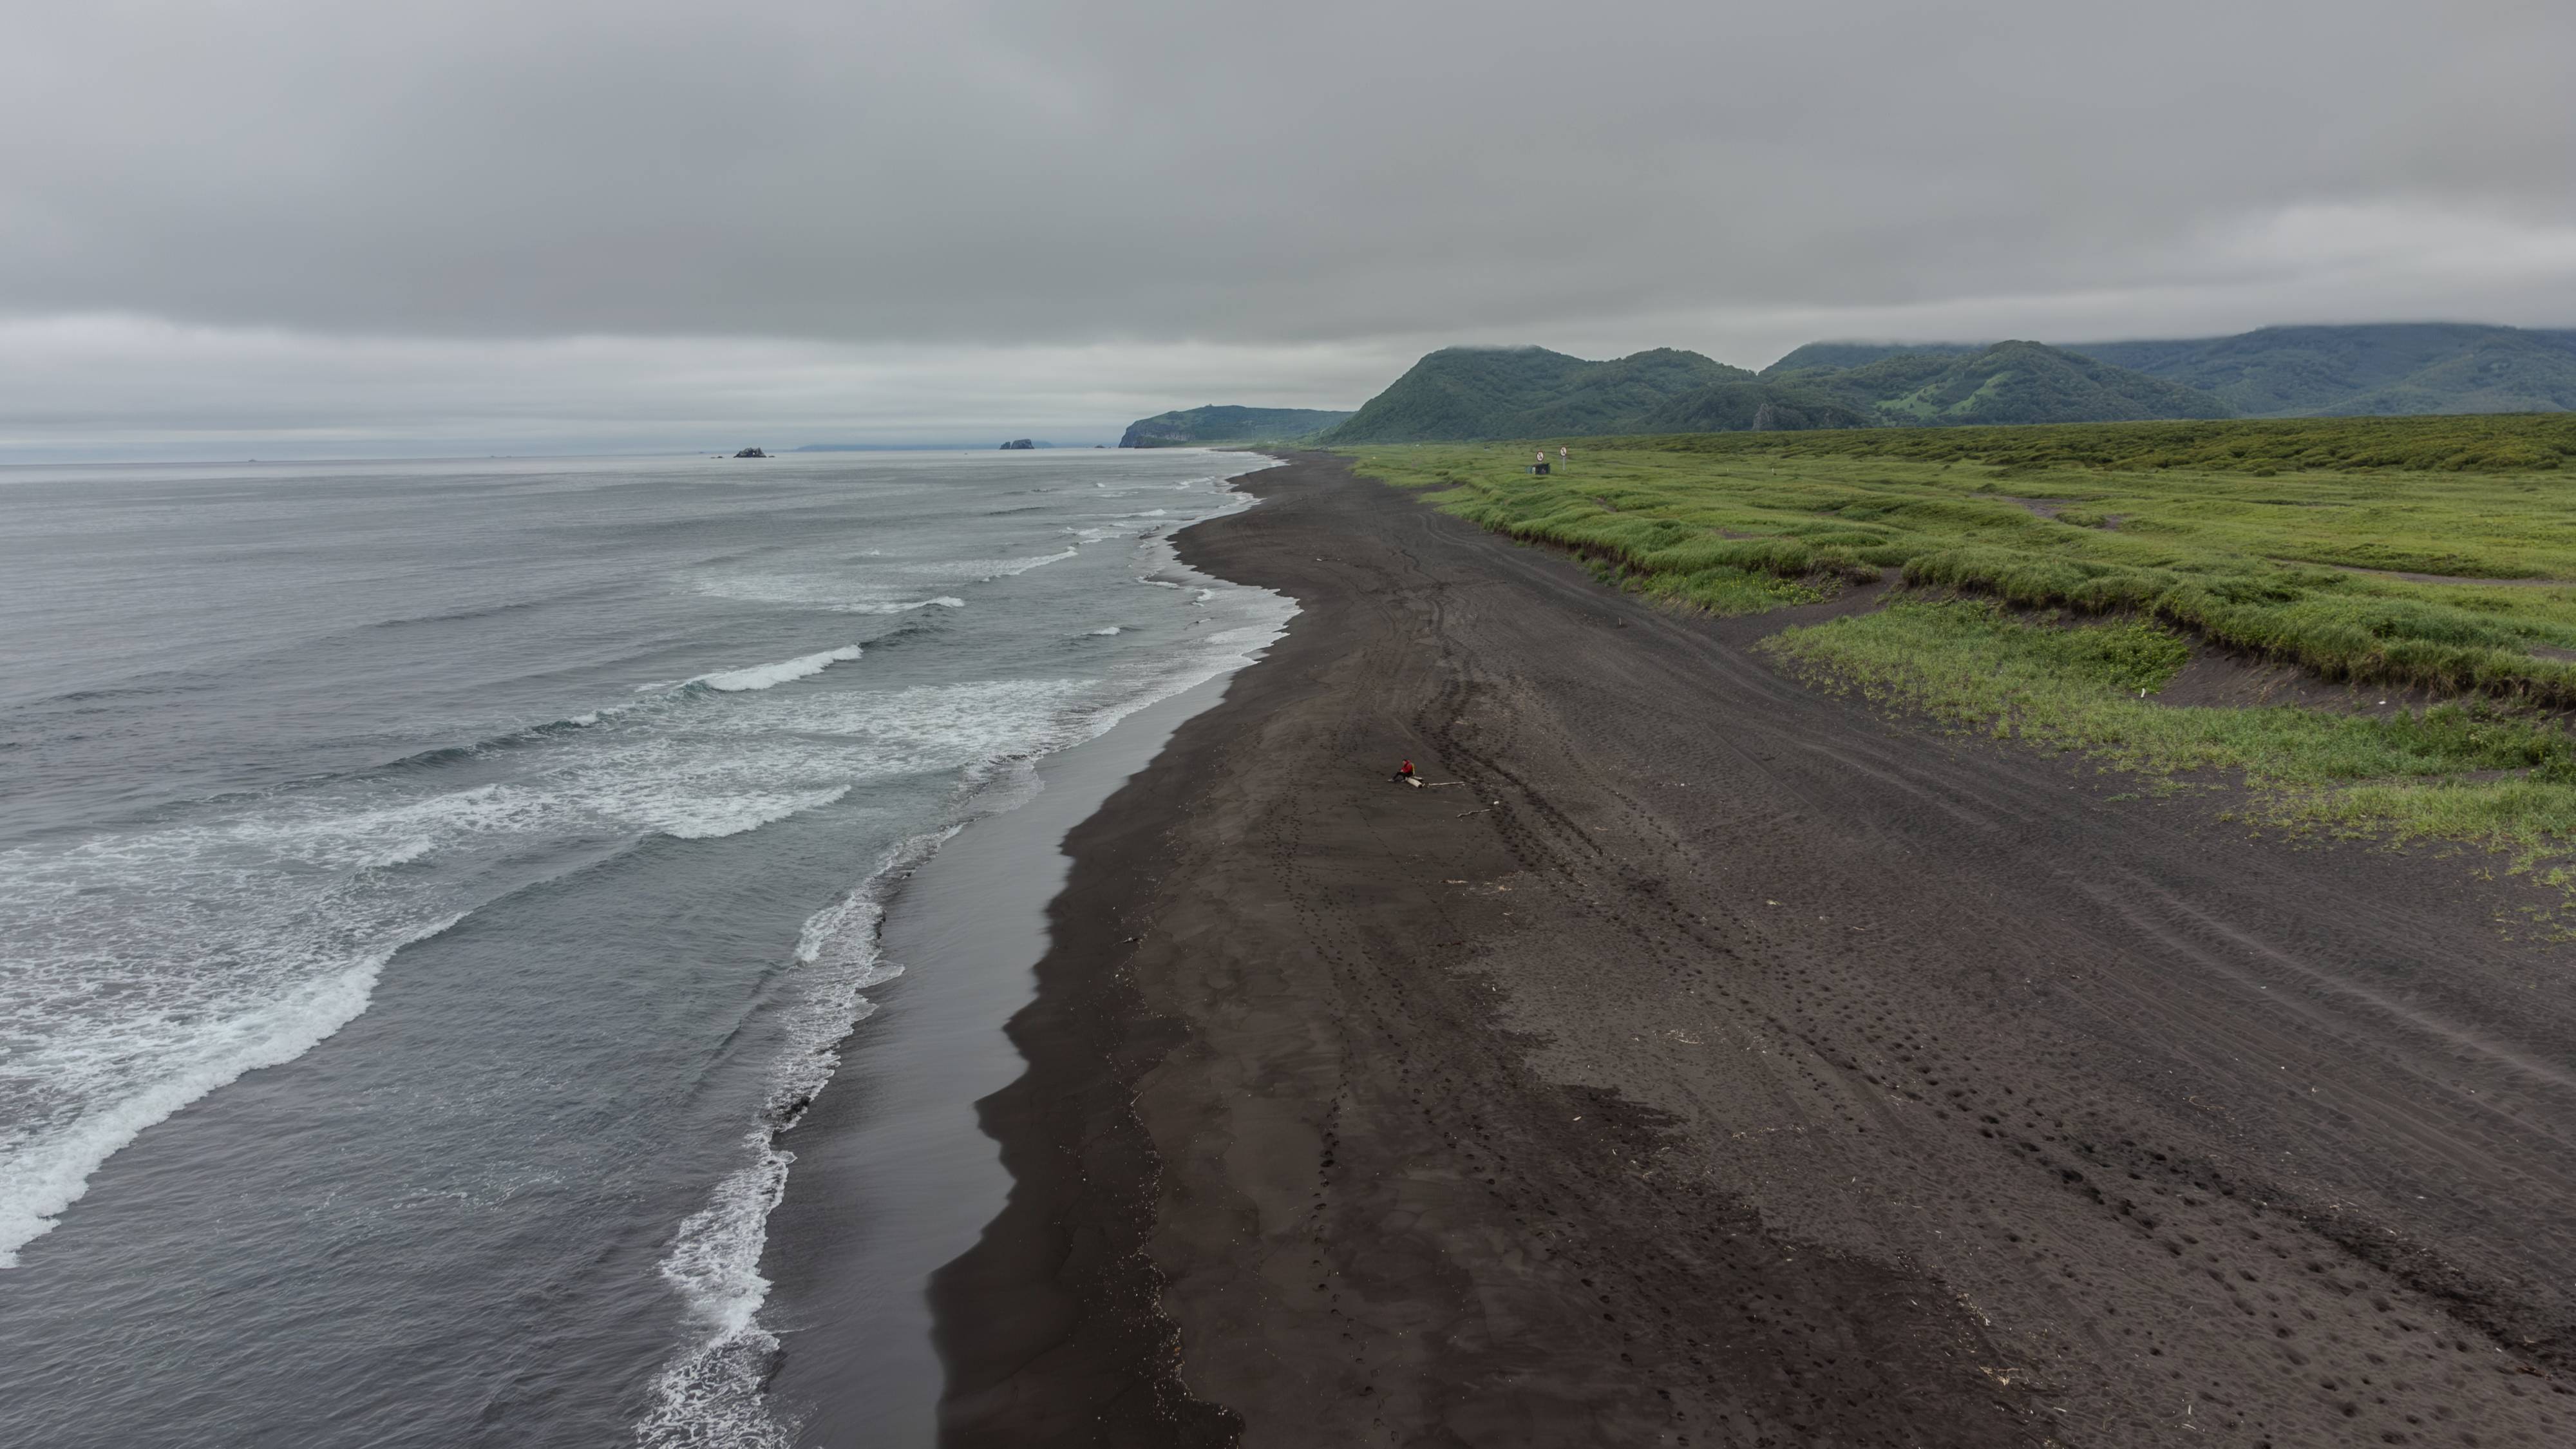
1138, 324, 2574, 450
1325, 341, 2231, 440
1768, 323, 2576, 417
2076, 324, 2576, 415
1638, 379, 1877, 433
1804, 341, 2237, 424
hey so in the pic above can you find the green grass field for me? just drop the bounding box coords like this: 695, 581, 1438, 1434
1341, 417, 2576, 703
1628, 414, 2576, 472
1337, 416, 2576, 887
1762, 600, 2576, 882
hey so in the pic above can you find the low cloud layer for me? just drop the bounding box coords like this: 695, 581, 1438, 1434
0, 315, 1410, 458
5, 0, 2573, 455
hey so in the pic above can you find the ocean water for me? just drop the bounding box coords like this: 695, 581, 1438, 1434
0, 450, 1289, 1446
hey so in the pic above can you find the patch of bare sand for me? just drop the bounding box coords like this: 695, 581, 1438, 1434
2150, 647, 2432, 716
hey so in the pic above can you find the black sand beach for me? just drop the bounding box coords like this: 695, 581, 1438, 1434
927, 454, 2575, 1447
758, 675, 1249, 1446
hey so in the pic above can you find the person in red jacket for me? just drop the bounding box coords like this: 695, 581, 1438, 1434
1392, 759, 1417, 786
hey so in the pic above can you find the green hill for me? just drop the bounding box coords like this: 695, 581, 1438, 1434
1614, 341, 2239, 433
1323, 326, 2576, 446
2076, 324, 2576, 417
1820, 341, 2236, 425
1119, 404, 1354, 448
1770, 325, 2576, 418
1636, 379, 1877, 433
1326, 342, 2224, 442
2071, 325, 2576, 415
1318, 346, 1750, 444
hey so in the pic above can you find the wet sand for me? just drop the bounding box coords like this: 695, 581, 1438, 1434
759, 676, 1245, 1446
929, 454, 2576, 1447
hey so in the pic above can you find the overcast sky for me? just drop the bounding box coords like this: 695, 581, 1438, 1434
5, 0, 2572, 458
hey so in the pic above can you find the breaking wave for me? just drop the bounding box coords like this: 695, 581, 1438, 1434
694, 574, 967, 615
629, 589, 1296, 1448
0, 913, 464, 1269
0, 446, 1300, 1449
632, 829, 952, 1449
690, 646, 862, 694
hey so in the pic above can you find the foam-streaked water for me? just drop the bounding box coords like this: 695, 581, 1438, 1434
0, 450, 1289, 1446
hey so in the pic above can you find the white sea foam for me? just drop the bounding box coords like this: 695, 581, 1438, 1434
627, 1127, 799, 1449
694, 574, 965, 615
811, 596, 961, 616
896, 547, 1077, 582
701, 548, 1072, 618
741, 678, 1094, 768
0, 913, 460, 1268
1088, 626, 1121, 636
0, 450, 1293, 1345
634, 829, 952, 1449
631, 558, 1294, 1447
1083, 611, 1294, 743
690, 645, 862, 693
0, 770, 598, 1271
0, 734, 873, 1273
654, 786, 851, 840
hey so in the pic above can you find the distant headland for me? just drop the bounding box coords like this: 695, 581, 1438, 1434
1119, 406, 1356, 449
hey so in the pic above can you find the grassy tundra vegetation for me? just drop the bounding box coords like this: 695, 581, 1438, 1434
1339, 415, 2576, 885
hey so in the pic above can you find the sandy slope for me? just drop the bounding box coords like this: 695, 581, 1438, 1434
930, 454, 2575, 1448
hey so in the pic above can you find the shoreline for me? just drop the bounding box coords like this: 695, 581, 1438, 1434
756, 672, 1251, 1445
927, 454, 2575, 1446
752, 467, 1293, 1447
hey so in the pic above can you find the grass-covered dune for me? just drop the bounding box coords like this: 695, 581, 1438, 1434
1340, 415, 2576, 704
1340, 415, 2576, 888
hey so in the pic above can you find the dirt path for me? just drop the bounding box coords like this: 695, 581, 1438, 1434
929, 455, 2575, 1448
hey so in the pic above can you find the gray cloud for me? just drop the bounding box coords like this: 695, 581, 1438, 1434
4, 0, 2573, 452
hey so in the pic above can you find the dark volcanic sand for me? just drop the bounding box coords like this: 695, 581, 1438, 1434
927, 455, 2576, 1448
